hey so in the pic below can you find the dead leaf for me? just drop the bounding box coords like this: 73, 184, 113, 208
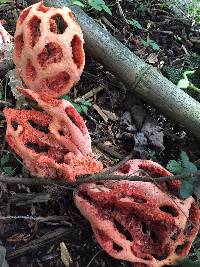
141, 117, 165, 151
102, 109, 118, 121
7, 68, 24, 101
93, 104, 108, 123
146, 53, 158, 64
60, 242, 72, 267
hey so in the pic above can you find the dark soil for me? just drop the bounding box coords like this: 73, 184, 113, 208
0, 0, 200, 267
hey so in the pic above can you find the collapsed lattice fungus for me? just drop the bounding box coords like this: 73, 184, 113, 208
14, 2, 85, 97
3, 88, 103, 182
75, 160, 200, 267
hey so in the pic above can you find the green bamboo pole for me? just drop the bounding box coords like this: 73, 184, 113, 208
26, 0, 200, 138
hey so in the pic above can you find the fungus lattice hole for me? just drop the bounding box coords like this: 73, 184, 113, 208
139, 165, 169, 178
58, 130, 65, 136
184, 221, 195, 236
38, 42, 63, 69
141, 221, 148, 234
113, 219, 133, 242
131, 196, 147, 204
15, 34, 24, 58
26, 59, 36, 82
45, 71, 70, 93
113, 242, 123, 252
140, 255, 153, 261
152, 252, 169, 261
71, 35, 84, 69
65, 106, 85, 133
28, 120, 50, 134
37, 3, 50, 13
11, 121, 18, 131
119, 164, 131, 174
175, 242, 190, 256
50, 14, 68, 34
29, 16, 41, 47
25, 142, 49, 153
170, 229, 180, 241
19, 7, 31, 24
150, 229, 157, 242
159, 205, 178, 217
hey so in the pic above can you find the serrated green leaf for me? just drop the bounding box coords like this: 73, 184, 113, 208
177, 79, 189, 88
3, 166, 15, 176
88, 0, 112, 15
180, 180, 194, 198
128, 19, 143, 29
0, 154, 10, 166
72, 0, 85, 7
166, 160, 182, 174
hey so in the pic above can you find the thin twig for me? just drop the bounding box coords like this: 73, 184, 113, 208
0, 176, 74, 189
75, 170, 200, 185
0, 171, 199, 187
0, 215, 70, 222
86, 250, 102, 267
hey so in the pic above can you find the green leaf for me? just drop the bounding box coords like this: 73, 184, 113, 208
180, 151, 197, 173
166, 160, 182, 174
150, 41, 160, 51
176, 258, 200, 267
195, 249, 200, 261
73, 103, 82, 113
3, 166, 15, 176
128, 19, 143, 29
72, 0, 85, 7
62, 95, 71, 101
88, 0, 112, 15
180, 151, 190, 167
81, 104, 89, 114
0, 0, 10, 3
141, 37, 160, 51
0, 154, 10, 166
79, 98, 92, 107
177, 79, 189, 89
180, 180, 194, 198
141, 38, 148, 46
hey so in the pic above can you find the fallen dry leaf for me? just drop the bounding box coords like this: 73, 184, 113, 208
60, 242, 72, 267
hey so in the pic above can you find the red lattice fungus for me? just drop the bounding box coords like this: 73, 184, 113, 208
14, 2, 85, 97
74, 160, 200, 266
3, 88, 103, 182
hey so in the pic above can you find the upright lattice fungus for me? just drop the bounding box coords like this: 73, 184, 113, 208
14, 2, 85, 97
75, 160, 200, 267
